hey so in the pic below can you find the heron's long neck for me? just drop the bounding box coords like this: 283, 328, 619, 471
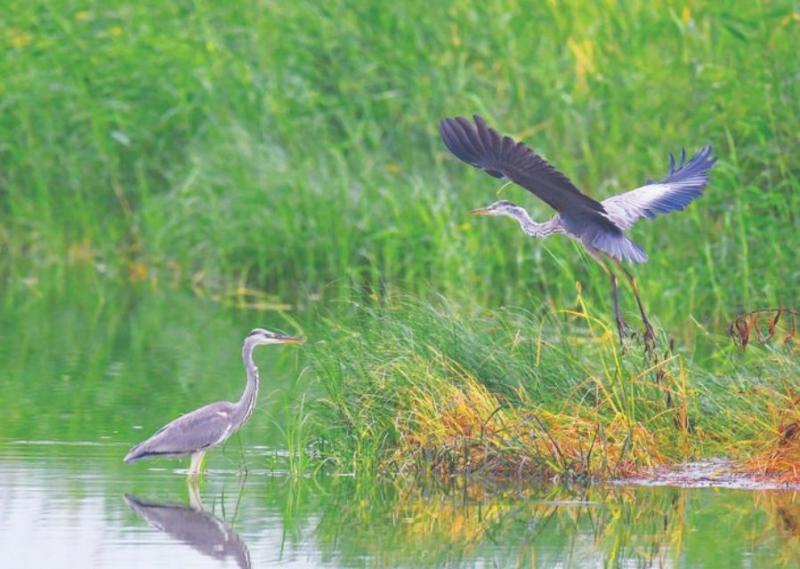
509, 208, 561, 238
233, 341, 260, 427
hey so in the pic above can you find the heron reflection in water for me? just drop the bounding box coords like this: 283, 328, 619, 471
124, 483, 250, 569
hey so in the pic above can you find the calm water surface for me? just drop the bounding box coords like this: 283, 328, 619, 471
2, 276, 800, 567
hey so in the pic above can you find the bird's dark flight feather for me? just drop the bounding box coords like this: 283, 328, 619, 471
440, 115, 621, 238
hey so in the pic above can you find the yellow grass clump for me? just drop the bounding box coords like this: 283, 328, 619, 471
742, 394, 800, 483
385, 352, 668, 481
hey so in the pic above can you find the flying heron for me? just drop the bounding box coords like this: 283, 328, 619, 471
124, 328, 304, 476
439, 115, 716, 343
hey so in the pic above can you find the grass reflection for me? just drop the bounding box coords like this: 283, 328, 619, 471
273, 476, 800, 568
2, 441, 799, 567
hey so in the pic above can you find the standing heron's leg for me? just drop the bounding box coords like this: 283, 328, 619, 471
187, 477, 204, 511
592, 255, 628, 346
188, 450, 207, 478
614, 261, 656, 350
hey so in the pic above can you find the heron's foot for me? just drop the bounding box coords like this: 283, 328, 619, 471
641, 321, 657, 354
614, 317, 633, 348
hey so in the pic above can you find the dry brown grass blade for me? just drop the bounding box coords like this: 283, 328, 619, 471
729, 308, 800, 350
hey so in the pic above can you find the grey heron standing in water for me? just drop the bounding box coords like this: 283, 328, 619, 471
124, 328, 304, 476
440, 115, 716, 344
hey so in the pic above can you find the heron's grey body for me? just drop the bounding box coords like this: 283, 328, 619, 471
440, 115, 716, 342
124, 328, 303, 475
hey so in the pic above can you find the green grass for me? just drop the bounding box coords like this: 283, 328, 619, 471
307, 296, 800, 480
3, 1, 798, 323
2, 0, 799, 479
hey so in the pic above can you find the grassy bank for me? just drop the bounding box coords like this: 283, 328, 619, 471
307, 296, 800, 482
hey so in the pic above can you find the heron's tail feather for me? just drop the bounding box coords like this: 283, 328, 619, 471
124, 445, 145, 463
124, 445, 173, 463
589, 230, 648, 264
124, 440, 163, 463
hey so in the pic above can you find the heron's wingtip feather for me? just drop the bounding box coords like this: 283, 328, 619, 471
661, 144, 717, 185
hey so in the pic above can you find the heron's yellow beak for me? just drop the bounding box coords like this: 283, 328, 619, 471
277, 335, 306, 345
471, 207, 490, 217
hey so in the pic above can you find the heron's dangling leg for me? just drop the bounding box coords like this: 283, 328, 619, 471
594, 256, 628, 346
188, 450, 207, 478
609, 270, 628, 346
615, 261, 656, 350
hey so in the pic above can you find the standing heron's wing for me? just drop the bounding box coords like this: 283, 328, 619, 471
124, 401, 237, 462
440, 115, 617, 230
602, 146, 716, 231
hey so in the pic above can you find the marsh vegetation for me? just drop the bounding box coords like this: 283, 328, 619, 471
1, 0, 799, 565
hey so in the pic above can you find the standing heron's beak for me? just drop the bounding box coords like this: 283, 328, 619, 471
471, 207, 490, 217
276, 334, 305, 345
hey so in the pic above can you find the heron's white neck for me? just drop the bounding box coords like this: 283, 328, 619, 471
506, 207, 562, 238
234, 341, 260, 426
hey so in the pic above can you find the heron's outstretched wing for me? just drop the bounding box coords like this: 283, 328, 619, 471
440, 115, 647, 262
124, 401, 236, 462
440, 115, 616, 225
602, 146, 716, 231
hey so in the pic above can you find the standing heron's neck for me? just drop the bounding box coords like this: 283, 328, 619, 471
508, 208, 561, 238
233, 340, 260, 427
